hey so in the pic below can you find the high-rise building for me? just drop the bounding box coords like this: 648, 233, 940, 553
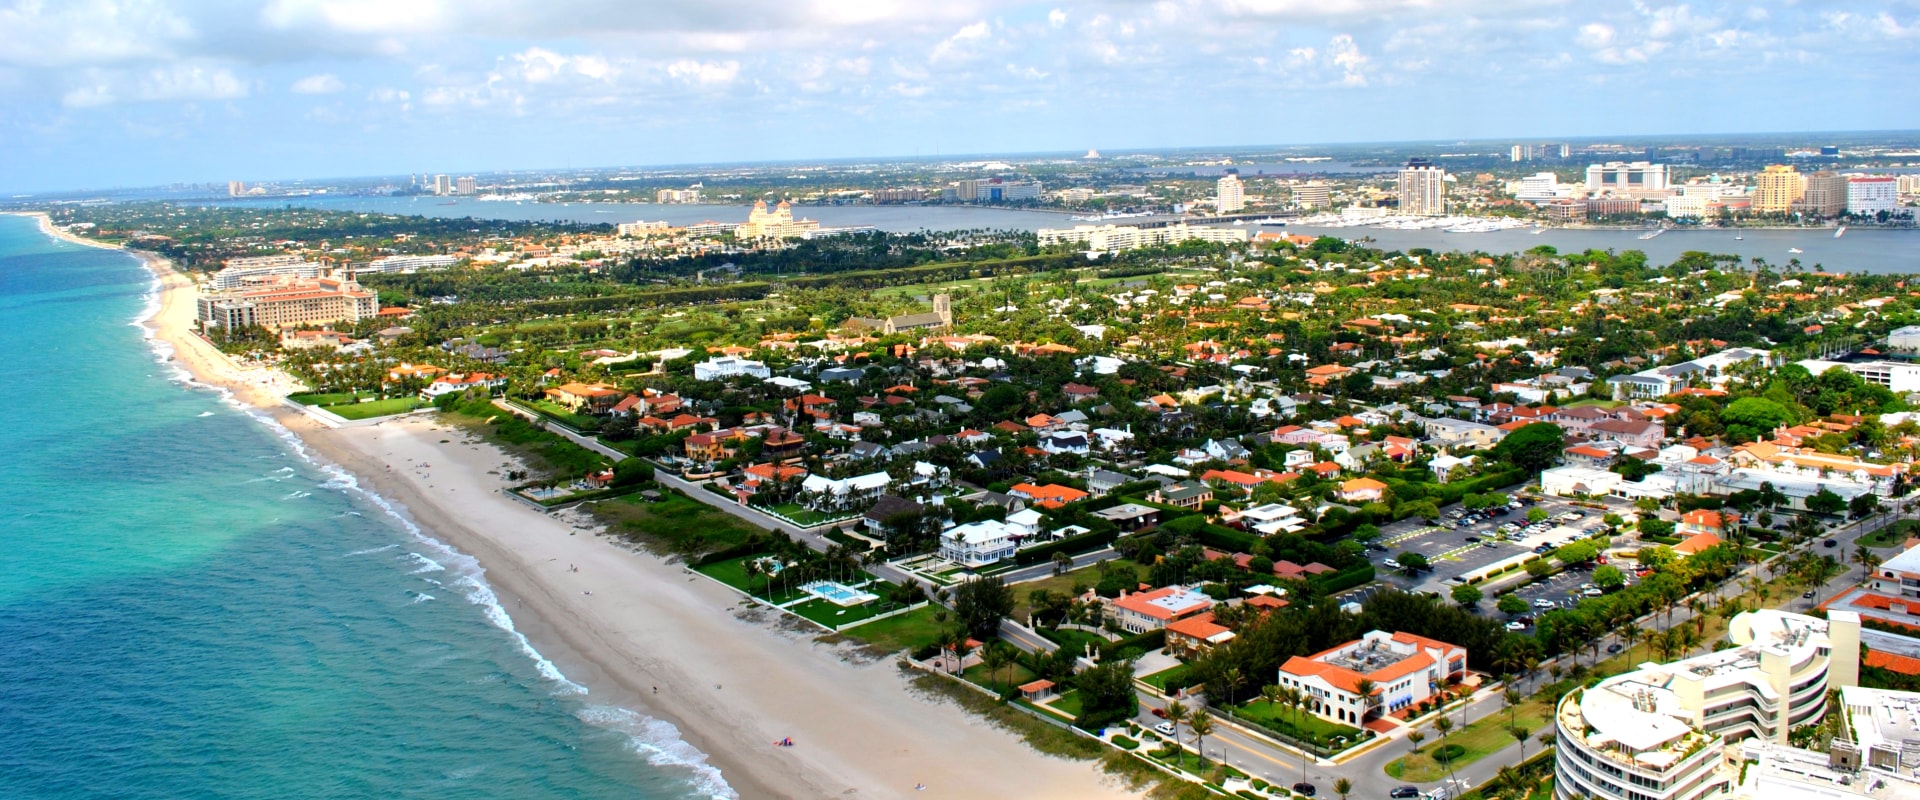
1845, 177, 1898, 217
1397, 159, 1447, 217
1510, 144, 1535, 162
1752, 165, 1804, 213
1898, 175, 1920, 195
951, 178, 1042, 203
1797, 171, 1848, 217
227, 181, 247, 197
1585, 161, 1671, 195
1514, 172, 1561, 202
656, 186, 704, 203
455, 176, 477, 195
1292, 181, 1330, 209
1553, 609, 1861, 800
196, 276, 379, 331
1215, 171, 1245, 213
433, 174, 452, 196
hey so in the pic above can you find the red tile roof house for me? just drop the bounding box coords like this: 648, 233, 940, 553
1165, 612, 1236, 656
1277, 631, 1466, 725
1106, 586, 1214, 635
1337, 477, 1388, 503
1678, 509, 1737, 537
1009, 483, 1090, 510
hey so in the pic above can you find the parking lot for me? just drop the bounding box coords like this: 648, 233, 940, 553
1365, 492, 1626, 589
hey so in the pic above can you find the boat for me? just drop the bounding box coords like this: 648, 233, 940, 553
436, 201, 457, 206
1788, 247, 1804, 254
1638, 229, 1664, 240
1734, 234, 1743, 240
1835, 226, 1847, 238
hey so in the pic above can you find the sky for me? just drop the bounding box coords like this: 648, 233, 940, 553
1, 0, 1917, 193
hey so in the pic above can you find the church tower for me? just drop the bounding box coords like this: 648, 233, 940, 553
933, 293, 952, 327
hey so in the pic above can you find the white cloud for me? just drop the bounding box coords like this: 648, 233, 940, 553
1048, 8, 1067, 28
666, 59, 741, 87
61, 63, 249, 108
0, 0, 195, 68
1576, 23, 1616, 48
929, 20, 992, 63
291, 73, 344, 94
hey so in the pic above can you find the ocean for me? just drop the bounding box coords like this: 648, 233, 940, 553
0, 214, 727, 799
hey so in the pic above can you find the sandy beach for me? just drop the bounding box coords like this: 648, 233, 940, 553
55, 211, 1135, 800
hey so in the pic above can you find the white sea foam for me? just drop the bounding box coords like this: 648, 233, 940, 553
401, 552, 446, 575
343, 543, 400, 557
576, 705, 739, 800
197, 411, 215, 417
116, 252, 729, 799
410, 593, 436, 604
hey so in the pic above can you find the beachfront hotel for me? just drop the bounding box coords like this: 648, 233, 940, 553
1553, 609, 1863, 800
196, 276, 378, 331
1276, 630, 1466, 725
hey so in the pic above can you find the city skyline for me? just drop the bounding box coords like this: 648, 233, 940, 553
2, 0, 1917, 192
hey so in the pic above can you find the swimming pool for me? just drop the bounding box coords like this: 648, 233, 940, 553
800, 580, 879, 607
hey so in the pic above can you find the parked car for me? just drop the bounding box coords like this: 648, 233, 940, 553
1151, 707, 1167, 718
1384, 559, 1402, 570
1802, 590, 1816, 599
1391, 788, 1422, 799
1506, 621, 1527, 631
1533, 598, 1557, 609
1155, 721, 1176, 735
1583, 587, 1604, 597
1464, 536, 1481, 543
1823, 539, 1838, 548
1293, 783, 1317, 797
1608, 643, 1624, 654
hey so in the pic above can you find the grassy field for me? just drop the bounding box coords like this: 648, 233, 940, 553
445, 399, 610, 479
526, 399, 601, 431
1050, 689, 1085, 717
321, 396, 427, 420
589, 491, 767, 556
759, 501, 845, 526
1010, 558, 1144, 621
1386, 697, 1549, 781
787, 593, 906, 629
837, 605, 949, 652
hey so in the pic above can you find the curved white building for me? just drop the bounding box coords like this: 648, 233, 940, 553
1555, 610, 1861, 800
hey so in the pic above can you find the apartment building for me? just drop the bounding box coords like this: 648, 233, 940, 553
1797, 171, 1848, 217
1753, 165, 1805, 213
1397, 159, 1448, 217
196, 276, 377, 331
1586, 161, 1672, 195
210, 254, 320, 290
1554, 609, 1861, 800
1216, 171, 1245, 213
1847, 177, 1899, 217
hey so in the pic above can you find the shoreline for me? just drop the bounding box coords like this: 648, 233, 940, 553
29, 212, 1131, 800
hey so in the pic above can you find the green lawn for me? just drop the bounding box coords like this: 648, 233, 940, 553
589, 491, 767, 556
289, 390, 368, 406
320, 396, 427, 419
1140, 663, 1193, 693
525, 399, 602, 431
963, 661, 1039, 695
1050, 688, 1085, 717
1234, 700, 1363, 746
759, 502, 846, 526
838, 605, 948, 652
787, 595, 902, 629
1386, 697, 1549, 782
1860, 520, 1917, 549
1010, 558, 1144, 621
1039, 627, 1112, 657
694, 554, 804, 602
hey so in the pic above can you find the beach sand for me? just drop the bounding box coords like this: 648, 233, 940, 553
69, 212, 1136, 800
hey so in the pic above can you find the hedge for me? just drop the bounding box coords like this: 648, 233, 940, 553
1099, 629, 1167, 660
1015, 525, 1122, 566
1309, 563, 1376, 595
1435, 468, 1527, 505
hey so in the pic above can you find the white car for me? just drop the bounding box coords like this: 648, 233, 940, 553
1533, 598, 1557, 609
1383, 559, 1402, 570
1583, 587, 1605, 597
1505, 621, 1527, 631
1155, 722, 1176, 735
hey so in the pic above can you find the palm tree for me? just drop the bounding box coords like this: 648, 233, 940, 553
1354, 678, 1377, 723
1854, 545, 1882, 576
1620, 623, 1642, 662
1164, 699, 1189, 741
1189, 711, 1214, 769
1511, 724, 1531, 765
1408, 730, 1426, 759
1689, 597, 1710, 635
982, 642, 1016, 694
1491, 765, 1525, 800
1221, 666, 1247, 707
1334, 777, 1353, 800
1434, 715, 1461, 786
1280, 686, 1311, 781
743, 558, 764, 600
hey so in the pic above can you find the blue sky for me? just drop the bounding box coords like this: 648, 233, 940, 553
2, 0, 1916, 193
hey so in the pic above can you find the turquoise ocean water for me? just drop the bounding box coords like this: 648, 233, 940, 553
0, 214, 728, 799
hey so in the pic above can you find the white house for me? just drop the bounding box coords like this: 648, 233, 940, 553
1278, 631, 1466, 725
798, 471, 891, 512
694, 356, 772, 381
938, 521, 1018, 567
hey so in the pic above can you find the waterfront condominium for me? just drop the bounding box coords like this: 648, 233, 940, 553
1846, 176, 1898, 217
1585, 161, 1671, 196
1397, 159, 1447, 216
1216, 171, 1245, 213
1554, 609, 1862, 800
1797, 171, 1848, 217
195, 276, 379, 331
1752, 165, 1805, 213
